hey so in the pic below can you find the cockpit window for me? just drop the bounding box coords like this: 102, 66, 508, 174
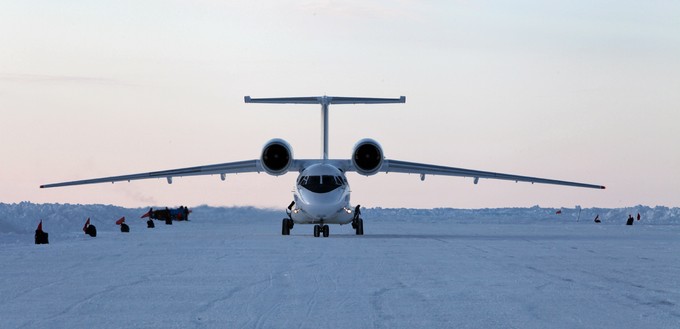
299, 175, 344, 193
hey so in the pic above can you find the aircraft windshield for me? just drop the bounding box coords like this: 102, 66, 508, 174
299, 175, 344, 193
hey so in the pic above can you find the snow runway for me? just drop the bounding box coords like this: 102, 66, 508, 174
1, 216, 679, 328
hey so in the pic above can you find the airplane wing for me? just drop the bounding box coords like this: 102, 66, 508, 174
381, 159, 605, 189
40, 160, 262, 188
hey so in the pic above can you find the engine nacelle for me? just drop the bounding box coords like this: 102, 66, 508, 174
352, 138, 384, 176
261, 138, 293, 176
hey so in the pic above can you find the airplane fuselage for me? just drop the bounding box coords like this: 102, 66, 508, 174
290, 163, 354, 225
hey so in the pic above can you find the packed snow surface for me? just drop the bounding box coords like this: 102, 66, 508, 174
1, 204, 679, 328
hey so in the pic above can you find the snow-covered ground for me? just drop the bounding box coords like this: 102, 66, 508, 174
1, 204, 679, 328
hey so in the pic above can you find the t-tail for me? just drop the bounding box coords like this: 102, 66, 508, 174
244, 96, 406, 160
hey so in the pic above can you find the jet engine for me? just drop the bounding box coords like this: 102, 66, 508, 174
352, 138, 384, 176
261, 138, 293, 176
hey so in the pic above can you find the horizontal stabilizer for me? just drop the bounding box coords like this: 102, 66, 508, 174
244, 96, 405, 105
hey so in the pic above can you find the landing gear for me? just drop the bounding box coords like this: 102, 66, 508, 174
282, 219, 289, 235
281, 218, 294, 235
282, 201, 296, 236
353, 218, 364, 235
313, 224, 329, 238
352, 205, 364, 235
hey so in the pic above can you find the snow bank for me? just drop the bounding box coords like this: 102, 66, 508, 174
2, 202, 678, 245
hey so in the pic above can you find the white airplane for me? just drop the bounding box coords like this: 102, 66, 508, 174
41, 95, 605, 237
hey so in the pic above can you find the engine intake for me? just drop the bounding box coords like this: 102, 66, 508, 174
261, 139, 293, 176
352, 139, 384, 176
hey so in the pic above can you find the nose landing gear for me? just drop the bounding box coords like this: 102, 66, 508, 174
313, 224, 330, 237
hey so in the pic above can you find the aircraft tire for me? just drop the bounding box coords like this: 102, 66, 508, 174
356, 218, 364, 235
322, 225, 329, 237
282, 218, 290, 235
313, 225, 321, 237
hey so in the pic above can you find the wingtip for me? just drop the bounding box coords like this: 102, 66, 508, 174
39, 185, 45, 189
601, 186, 606, 190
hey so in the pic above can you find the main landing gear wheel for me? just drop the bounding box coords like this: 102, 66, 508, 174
282, 219, 289, 235
354, 218, 364, 235
313, 225, 330, 237
281, 218, 293, 235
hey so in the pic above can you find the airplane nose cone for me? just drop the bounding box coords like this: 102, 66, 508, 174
297, 190, 346, 220
303, 202, 337, 219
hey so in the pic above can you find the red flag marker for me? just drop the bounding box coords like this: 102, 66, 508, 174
83, 218, 90, 232
115, 217, 125, 225
37, 220, 43, 231
141, 210, 151, 218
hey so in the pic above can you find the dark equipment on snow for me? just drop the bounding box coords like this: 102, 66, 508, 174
121, 223, 130, 233
141, 207, 188, 226
34, 230, 49, 244
594, 215, 601, 223
35, 220, 49, 244
85, 224, 97, 237
142, 207, 190, 222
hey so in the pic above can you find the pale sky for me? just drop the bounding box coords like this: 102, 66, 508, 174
1, 1, 679, 209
